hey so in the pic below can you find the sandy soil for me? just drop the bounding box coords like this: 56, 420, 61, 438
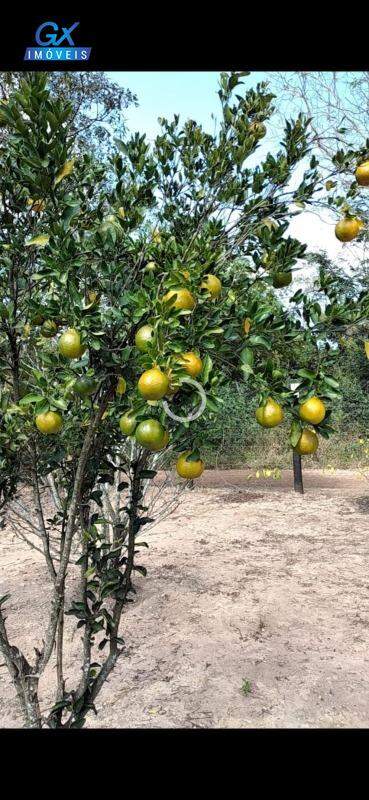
1, 468, 369, 729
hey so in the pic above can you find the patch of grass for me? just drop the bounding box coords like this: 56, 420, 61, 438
241, 678, 252, 696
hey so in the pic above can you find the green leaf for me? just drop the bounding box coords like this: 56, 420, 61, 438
19, 394, 45, 406
290, 420, 302, 447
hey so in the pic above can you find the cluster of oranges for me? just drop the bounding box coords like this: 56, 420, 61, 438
334, 160, 369, 242
255, 395, 326, 456
34, 275, 220, 481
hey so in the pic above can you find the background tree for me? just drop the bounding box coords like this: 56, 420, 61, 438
0, 72, 365, 728
0, 71, 137, 156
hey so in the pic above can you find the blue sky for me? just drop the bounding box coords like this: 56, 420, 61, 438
107, 71, 361, 267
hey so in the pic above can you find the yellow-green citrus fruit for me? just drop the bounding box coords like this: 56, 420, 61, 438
243, 318, 252, 335
294, 428, 319, 455
178, 352, 203, 378
299, 396, 326, 425
200, 273, 222, 298
135, 419, 167, 451
335, 218, 361, 242
41, 320, 58, 338
152, 230, 161, 244
35, 411, 63, 435
73, 377, 99, 398
176, 451, 205, 479
118, 207, 126, 219
145, 261, 156, 272
116, 376, 127, 395
134, 324, 154, 352
163, 288, 195, 311
138, 368, 169, 400
272, 272, 292, 289
255, 397, 284, 428
355, 161, 369, 187
59, 328, 83, 359
119, 413, 137, 435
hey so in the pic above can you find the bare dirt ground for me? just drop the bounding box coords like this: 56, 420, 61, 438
1, 468, 369, 729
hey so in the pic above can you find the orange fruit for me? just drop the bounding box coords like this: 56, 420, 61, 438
200, 273, 221, 298
178, 352, 203, 378
176, 451, 204, 479
294, 428, 319, 455
335, 218, 361, 242
299, 396, 326, 425
59, 328, 84, 359
255, 397, 284, 428
135, 324, 154, 352
35, 411, 63, 435
138, 367, 169, 400
355, 161, 369, 187
135, 419, 167, 451
163, 288, 195, 311
119, 413, 137, 435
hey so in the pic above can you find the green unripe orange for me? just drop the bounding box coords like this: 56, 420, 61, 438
135, 324, 154, 352
135, 419, 167, 451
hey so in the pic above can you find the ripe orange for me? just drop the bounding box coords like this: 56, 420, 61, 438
138, 367, 169, 400
355, 161, 369, 187
135, 324, 154, 352
119, 412, 137, 435
299, 396, 326, 425
200, 273, 222, 298
255, 397, 284, 428
176, 451, 204, 479
135, 418, 167, 451
294, 428, 319, 455
335, 218, 361, 242
163, 288, 195, 311
35, 411, 63, 435
178, 352, 203, 378
59, 328, 83, 359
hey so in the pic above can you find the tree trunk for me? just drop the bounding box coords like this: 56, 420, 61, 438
292, 451, 304, 494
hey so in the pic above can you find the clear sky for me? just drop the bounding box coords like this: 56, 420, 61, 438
107, 71, 362, 267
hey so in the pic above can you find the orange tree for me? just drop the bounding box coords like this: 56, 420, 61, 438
0, 72, 365, 727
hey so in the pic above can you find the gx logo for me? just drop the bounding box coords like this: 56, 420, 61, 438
35, 21, 80, 47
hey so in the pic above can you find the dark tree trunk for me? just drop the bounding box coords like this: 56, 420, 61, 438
292, 451, 304, 494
